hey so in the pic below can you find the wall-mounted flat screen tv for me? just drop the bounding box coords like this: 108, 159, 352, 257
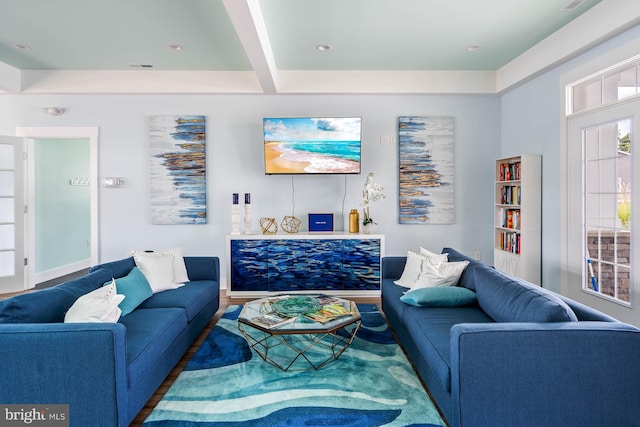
264, 117, 361, 174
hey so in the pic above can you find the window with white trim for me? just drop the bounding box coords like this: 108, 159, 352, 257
566, 54, 639, 314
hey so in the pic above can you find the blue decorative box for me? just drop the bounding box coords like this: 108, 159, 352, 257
308, 213, 334, 232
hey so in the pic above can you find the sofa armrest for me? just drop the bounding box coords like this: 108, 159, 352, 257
450, 322, 640, 427
381, 256, 406, 280
184, 256, 220, 282
0, 322, 129, 427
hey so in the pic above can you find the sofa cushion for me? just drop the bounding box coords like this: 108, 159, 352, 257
64, 281, 124, 323
137, 280, 218, 321
109, 267, 153, 316
0, 269, 112, 324
474, 266, 578, 323
402, 306, 494, 392
401, 286, 477, 307
119, 307, 188, 387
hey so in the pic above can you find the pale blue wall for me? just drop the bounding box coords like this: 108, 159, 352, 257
0, 94, 500, 280
500, 23, 640, 292
34, 138, 91, 273
4, 18, 638, 287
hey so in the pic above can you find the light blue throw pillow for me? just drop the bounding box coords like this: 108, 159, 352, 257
104, 267, 153, 316
400, 286, 477, 307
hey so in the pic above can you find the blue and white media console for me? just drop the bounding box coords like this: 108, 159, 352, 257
227, 234, 384, 297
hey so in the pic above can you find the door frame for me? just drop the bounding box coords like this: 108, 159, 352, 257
564, 99, 639, 326
0, 136, 26, 293
15, 127, 99, 289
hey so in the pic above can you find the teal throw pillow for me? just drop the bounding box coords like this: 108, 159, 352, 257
104, 267, 153, 316
400, 286, 477, 307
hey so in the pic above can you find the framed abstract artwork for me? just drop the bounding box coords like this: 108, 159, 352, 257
148, 115, 207, 224
398, 116, 454, 224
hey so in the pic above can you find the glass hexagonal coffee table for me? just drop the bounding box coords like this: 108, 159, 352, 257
238, 295, 361, 371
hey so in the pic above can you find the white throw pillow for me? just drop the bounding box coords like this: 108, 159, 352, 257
132, 251, 184, 293
64, 280, 125, 323
410, 258, 470, 290
394, 249, 450, 288
394, 251, 425, 288
419, 247, 448, 264
162, 247, 190, 283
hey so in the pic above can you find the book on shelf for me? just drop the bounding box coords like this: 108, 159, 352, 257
499, 185, 521, 205
251, 312, 296, 329
304, 303, 351, 323
497, 231, 521, 254
498, 208, 521, 230
498, 161, 521, 181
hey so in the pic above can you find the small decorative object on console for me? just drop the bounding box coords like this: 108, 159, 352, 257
308, 213, 334, 232
259, 217, 278, 234
231, 193, 240, 235
281, 215, 301, 233
243, 193, 252, 234
349, 209, 360, 233
362, 172, 385, 227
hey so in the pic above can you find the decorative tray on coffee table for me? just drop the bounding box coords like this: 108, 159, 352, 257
271, 296, 321, 317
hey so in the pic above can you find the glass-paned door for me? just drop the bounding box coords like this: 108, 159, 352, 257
0, 136, 25, 293
583, 120, 631, 303
567, 99, 639, 325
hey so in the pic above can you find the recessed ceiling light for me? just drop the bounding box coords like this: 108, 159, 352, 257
316, 44, 332, 52
563, 0, 585, 10
168, 44, 183, 51
466, 45, 482, 52
13, 42, 31, 51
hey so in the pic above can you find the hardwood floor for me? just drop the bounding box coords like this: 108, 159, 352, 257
129, 292, 381, 426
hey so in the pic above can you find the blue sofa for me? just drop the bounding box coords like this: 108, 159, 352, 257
382, 248, 640, 427
0, 256, 220, 427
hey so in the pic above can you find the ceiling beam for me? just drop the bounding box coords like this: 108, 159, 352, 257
497, 0, 640, 92
17, 70, 263, 94
223, 0, 278, 94
0, 61, 22, 93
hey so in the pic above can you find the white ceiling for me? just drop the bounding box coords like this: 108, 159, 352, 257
0, 0, 638, 94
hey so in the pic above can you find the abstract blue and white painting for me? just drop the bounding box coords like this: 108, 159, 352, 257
149, 115, 206, 224
399, 116, 454, 224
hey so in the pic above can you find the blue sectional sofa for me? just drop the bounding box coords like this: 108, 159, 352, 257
0, 256, 220, 427
382, 247, 640, 427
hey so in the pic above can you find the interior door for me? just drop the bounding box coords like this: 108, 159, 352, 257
0, 136, 26, 293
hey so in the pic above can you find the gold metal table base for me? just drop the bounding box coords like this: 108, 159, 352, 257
238, 320, 362, 371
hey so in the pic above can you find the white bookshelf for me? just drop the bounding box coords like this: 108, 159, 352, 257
494, 154, 541, 285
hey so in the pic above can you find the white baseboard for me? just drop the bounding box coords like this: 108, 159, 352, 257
35, 259, 91, 284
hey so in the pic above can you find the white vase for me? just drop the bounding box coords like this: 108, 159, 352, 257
362, 223, 372, 234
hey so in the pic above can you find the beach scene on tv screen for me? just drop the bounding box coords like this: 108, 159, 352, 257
264, 117, 361, 174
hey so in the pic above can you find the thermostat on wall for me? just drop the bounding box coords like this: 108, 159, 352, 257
308, 213, 334, 232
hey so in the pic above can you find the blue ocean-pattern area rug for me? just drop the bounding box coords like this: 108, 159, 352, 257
143, 305, 445, 427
